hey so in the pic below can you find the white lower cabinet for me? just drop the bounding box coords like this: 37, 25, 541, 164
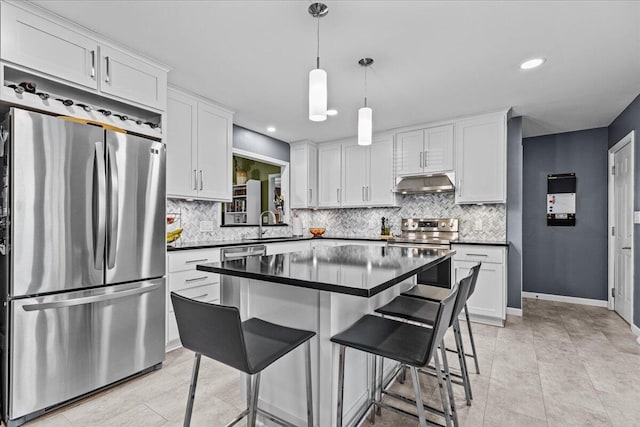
452, 244, 507, 326
166, 248, 221, 350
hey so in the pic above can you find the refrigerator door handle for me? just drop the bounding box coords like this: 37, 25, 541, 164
107, 143, 119, 269
21, 282, 162, 311
93, 141, 106, 270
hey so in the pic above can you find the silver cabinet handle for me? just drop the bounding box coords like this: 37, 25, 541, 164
193, 169, 197, 190
105, 56, 110, 83
185, 276, 208, 283
366, 186, 369, 201
185, 258, 209, 264
337, 188, 340, 203
419, 151, 423, 169
309, 188, 312, 204
362, 186, 365, 201
199, 170, 203, 190
106, 143, 119, 269
191, 293, 209, 300
93, 141, 106, 270
467, 253, 488, 257
22, 283, 162, 311
622, 246, 632, 250
90, 50, 96, 78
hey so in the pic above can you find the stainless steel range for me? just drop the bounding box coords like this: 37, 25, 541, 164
389, 218, 459, 249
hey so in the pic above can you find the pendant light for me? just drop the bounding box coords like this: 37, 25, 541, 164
358, 58, 374, 146
308, 2, 329, 122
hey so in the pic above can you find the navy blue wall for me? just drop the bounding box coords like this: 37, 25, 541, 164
523, 128, 609, 301
233, 125, 290, 162
608, 94, 640, 328
507, 117, 523, 309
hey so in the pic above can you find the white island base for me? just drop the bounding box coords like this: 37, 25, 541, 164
222, 276, 414, 427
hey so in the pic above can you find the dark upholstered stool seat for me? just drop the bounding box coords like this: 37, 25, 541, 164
375, 295, 440, 325
331, 314, 434, 367
242, 318, 316, 374
402, 284, 451, 302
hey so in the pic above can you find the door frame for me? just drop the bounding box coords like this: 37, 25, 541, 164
608, 131, 635, 323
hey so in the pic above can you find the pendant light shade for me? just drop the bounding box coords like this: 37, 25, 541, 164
308, 3, 329, 122
309, 68, 327, 122
357, 58, 374, 146
358, 106, 373, 146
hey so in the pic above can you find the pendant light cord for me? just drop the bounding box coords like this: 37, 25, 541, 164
364, 65, 368, 108
316, 15, 321, 69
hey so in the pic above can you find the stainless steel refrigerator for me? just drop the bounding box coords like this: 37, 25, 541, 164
0, 108, 166, 426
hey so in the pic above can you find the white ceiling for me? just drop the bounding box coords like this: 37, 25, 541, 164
31, 0, 640, 142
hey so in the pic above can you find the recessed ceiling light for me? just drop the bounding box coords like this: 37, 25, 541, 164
520, 58, 546, 70
267, 126, 276, 132
327, 109, 338, 116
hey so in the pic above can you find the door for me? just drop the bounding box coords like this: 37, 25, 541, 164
197, 102, 232, 201
105, 131, 166, 285
318, 145, 342, 207
395, 130, 424, 176
342, 144, 369, 207
424, 125, 454, 173
11, 109, 105, 296
290, 144, 309, 208
10, 279, 165, 420
0, 2, 98, 89
167, 90, 198, 198
99, 45, 167, 110
613, 141, 633, 323
368, 136, 395, 205
454, 260, 503, 319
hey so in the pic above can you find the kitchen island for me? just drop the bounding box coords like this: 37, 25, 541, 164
197, 245, 454, 427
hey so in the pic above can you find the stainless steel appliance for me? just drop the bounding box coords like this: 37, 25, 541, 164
389, 218, 458, 286
393, 173, 455, 194
0, 108, 166, 426
220, 245, 266, 308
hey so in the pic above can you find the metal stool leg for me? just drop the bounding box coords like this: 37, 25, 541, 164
439, 344, 459, 427
453, 320, 472, 405
376, 357, 383, 416
369, 354, 377, 424
410, 366, 428, 427
336, 346, 346, 427
433, 351, 453, 427
464, 304, 480, 374
183, 353, 201, 427
399, 364, 407, 384
305, 341, 314, 427
248, 373, 261, 426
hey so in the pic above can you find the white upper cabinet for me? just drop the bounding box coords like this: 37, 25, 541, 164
318, 144, 342, 208
290, 141, 318, 209
167, 88, 233, 202
1, 1, 98, 89
368, 135, 395, 206
99, 45, 167, 110
341, 144, 369, 207
455, 112, 506, 204
395, 125, 454, 176
0, 1, 168, 111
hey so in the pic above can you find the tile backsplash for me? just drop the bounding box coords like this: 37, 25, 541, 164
168, 192, 506, 242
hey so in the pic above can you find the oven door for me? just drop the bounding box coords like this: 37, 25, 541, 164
388, 243, 452, 287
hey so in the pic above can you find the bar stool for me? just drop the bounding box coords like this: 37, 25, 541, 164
171, 292, 315, 427
402, 263, 482, 374
375, 265, 479, 411
331, 283, 460, 427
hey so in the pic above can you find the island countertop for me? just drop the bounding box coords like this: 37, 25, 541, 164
197, 244, 454, 297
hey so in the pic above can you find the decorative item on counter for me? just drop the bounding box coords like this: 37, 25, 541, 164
236, 168, 247, 185
380, 217, 387, 235
309, 227, 326, 238
292, 214, 303, 236
166, 228, 183, 243
274, 193, 285, 223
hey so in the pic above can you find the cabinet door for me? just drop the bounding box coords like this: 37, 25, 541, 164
166, 90, 198, 198
342, 143, 369, 207
0, 2, 98, 89
290, 144, 317, 208
308, 144, 318, 207
99, 45, 167, 110
197, 102, 232, 201
455, 114, 506, 203
395, 130, 424, 176
368, 135, 395, 206
318, 145, 342, 207
453, 260, 504, 320
424, 124, 454, 173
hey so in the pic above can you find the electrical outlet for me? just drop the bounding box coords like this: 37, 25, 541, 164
634, 212, 640, 224
474, 219, 483, 231
200, 220, 213, 232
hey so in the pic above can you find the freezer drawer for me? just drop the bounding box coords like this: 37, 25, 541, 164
9, 279, 165, 420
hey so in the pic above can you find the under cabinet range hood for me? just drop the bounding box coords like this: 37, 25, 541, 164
393, 173, 455, 194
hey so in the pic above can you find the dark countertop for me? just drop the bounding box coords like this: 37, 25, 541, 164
167, 235, 391, 251
451, 240, 509, 247
196, 245, 454, 297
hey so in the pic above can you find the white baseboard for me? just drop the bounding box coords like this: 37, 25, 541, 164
632, 324, 640, 345
522, 291, 608, 308
506, 307, 523, 317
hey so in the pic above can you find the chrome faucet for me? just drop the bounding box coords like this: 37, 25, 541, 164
258, 211, 276, 237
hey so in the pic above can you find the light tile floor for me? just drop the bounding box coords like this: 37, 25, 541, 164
21, 299, 640, 427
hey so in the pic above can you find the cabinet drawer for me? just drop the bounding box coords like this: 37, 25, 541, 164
168, 249, 220, 273
169, 283, 220, 313
169, 270, 219, 292
452, 245, 504, 264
